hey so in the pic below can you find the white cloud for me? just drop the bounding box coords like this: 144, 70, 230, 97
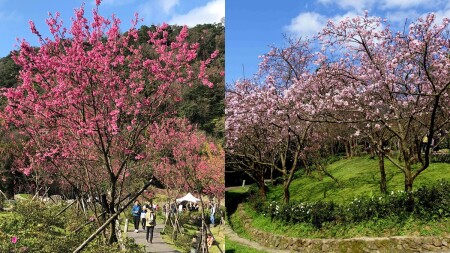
318, 0, 375, 12
386, 6, 450, 31
317, 0, 333, 4
435, 7, 450, 23
284, 11, 359, 38
331, 11, 359, 23
159, 0, 179, 13
381, 0, 427, 9
284, 12, 327, 38
385, 10, 420, 24
289, 0, 449, 40
138, 0, 181, 23
168, 0, 224, 26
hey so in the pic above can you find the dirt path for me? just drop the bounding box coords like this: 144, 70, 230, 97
127, 223, 180, 253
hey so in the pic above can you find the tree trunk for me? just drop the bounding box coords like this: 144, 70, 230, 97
378, 152, 387, 194
101, 194, 108, 221
257, 171, 266, 198
258, 182, 266, 198
330, 141, 335, 156
283, 171, 293, 204
404, 158, 414, 192
108, 178, 118, 244
317, 163, 339, 185
404, 173, 413, 192
303, 159, 311, 176
350, 139, 354, 157
345, 141, 350, 158
283, 184, 290, 204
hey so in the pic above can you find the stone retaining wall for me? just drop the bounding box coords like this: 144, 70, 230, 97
235, 205, 450, 253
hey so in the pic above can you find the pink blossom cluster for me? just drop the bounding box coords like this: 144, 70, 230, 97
1, 3, 218, 198
227, 12, 450, 194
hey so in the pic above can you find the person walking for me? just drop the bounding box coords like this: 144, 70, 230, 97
210, 202, 216, 226
140, 205, 147, 229
131, 200, 142, 233
145, 207, 157, 243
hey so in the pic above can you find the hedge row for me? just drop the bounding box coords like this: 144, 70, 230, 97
252, 181, 450, 228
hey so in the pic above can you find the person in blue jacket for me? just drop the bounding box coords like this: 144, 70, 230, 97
131, 200, 142, 232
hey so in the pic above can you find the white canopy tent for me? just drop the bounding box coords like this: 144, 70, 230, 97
176, 193, 200, 203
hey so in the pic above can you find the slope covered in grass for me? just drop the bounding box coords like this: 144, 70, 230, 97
225, 237, 267, 253
266, 156, 450, 204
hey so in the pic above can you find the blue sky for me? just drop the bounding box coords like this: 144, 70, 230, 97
226, 0, 450, 84
0, 0, 224, 57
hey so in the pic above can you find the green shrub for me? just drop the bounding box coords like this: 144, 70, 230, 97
414, 182, 450, 220
256, 181, 450, 228
0, 200, 145, 253
431, 153, 450, 163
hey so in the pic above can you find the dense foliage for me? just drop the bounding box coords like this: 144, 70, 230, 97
0, 201, 145, 253
252, 181, 450, 229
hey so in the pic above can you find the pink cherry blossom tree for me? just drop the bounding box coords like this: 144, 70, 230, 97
226, 79, 277, 198
320, 13, 450, 191
227, 73, 323, 204
227, 12, 449, 201
318, 12, 450, 191
1, 2, 217, 243
148, 118, 224, 252
149, 118, 224, 203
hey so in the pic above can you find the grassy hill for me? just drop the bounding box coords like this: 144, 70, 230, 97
266, 156, 450, 204
226, 156, 450, 240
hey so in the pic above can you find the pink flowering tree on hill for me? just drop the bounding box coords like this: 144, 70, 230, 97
317, 12, 450, 192
227, 36, 331, 204
148, 118, 224, 252
226, 75, 323, 204
1, 2, 217, 243
227, 12, 450, 202
149, 118, 224, 202
226, 80, 277, 198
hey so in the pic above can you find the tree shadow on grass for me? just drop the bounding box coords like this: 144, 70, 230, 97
225, 190, 249, 217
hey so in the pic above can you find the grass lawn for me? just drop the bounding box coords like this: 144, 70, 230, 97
225, 236, 267, 253
209, 225, 225, 253
267, 156, 450, 204
227, 156, 450, 239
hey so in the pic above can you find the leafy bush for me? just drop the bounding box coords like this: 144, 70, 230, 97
0, 200, 145, 253
256, 181, 450, 228
431, 153, 450, 163
414, 182, 450, 220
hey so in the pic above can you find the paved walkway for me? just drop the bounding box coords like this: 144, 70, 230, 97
128, 223, 180, 253
225, 225, 292, 253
